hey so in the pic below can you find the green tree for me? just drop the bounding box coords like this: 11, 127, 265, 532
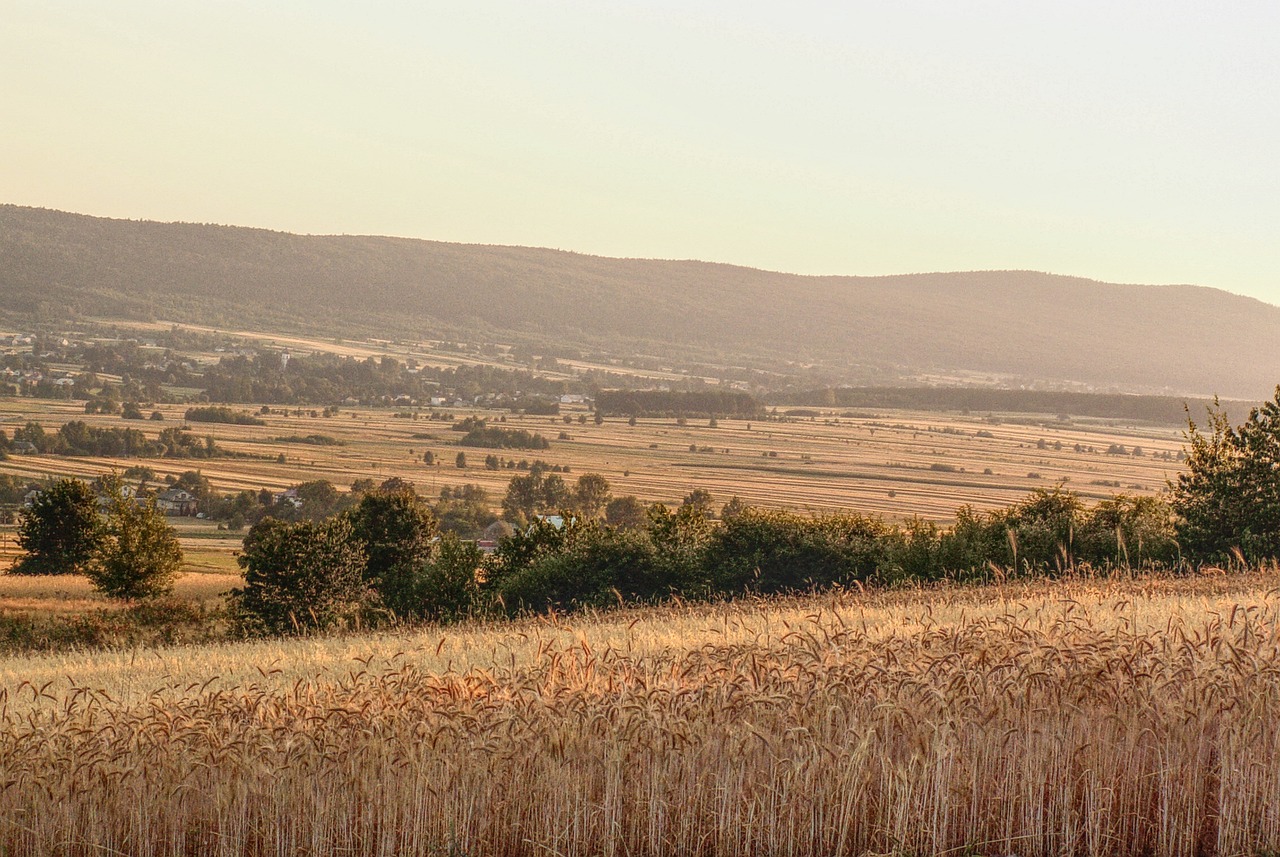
346, 484, 439, 618
1172, 391, 1280, 562
501, 471, 572, 523
13, 479, 103, 575
681, 488, 715, 517
605, 495, 648, 530
416, 534, 482, 622
720, 495, 751, 520
88, 479, 182, 600
572, 473, 612, 518
232, 517, 367, 635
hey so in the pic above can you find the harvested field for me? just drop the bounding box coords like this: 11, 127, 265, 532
0, 397, 1187, 522
0, 571, 1277, 855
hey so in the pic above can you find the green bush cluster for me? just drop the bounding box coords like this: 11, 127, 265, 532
229, 481, 1184, 633
484, 487, 1179, 615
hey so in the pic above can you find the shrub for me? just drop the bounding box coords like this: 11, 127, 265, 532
184, 406, 266, 426
1076, 494, 1179, 568
705, 509, 891, 595
993, 487, 1084, 572
232, 517, 367, 635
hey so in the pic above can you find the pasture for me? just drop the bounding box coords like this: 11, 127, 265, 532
0, 570, 1275, 855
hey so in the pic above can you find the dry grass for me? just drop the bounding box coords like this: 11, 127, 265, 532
0, 571, 1277, 856
0, 571, 238, 614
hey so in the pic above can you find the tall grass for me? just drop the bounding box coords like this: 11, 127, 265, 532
0, 572, 1277, 856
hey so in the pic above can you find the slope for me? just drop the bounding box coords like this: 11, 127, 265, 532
2, 204, 1277, 398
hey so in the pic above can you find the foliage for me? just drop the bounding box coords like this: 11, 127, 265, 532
595, 390, 764, 419
433, 484, 497, 538
184, 406, 267, 426
232, 517, 367, 635
680, 488, 715, 517
720, 495, 751, 520
414, 534, 482, 622
705, 508, 892, 594
458, 424, 550, 450
12, 479, 103, 576
493, 524, 656, 614
604, 495, 648, 530
87, 479, 183, 600
1172, 391, 1280, 563
501, 469, 571, 523
991, 487, 1085, 572
345, 485, 439, 619
571, 473, 611, 517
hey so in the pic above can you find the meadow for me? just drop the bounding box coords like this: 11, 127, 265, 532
0, 570, 1276, 856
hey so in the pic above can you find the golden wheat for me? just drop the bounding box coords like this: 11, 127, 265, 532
0, 572, 1276, 855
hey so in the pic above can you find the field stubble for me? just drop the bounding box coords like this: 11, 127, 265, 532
0, 398, 1185, 523
0, 572, 1277, 856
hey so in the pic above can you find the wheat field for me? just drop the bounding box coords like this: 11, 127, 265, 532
0, 571, 1277, 856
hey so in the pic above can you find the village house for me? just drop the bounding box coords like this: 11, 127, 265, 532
272, 487, 302, 509
94, 483, 138, 510
155, 488, 198, 516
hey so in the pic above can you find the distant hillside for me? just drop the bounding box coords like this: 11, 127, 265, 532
3, 205, 1279, 398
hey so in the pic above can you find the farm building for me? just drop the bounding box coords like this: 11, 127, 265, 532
155, 488, 198, 516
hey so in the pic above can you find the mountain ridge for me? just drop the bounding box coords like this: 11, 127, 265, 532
2, 204, 1277, 399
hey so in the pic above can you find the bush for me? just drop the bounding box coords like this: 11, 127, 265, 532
458, 425, 550, 450
232, 517, 367, 635
1076, 494, 1179, 568
184, 406, 266, 426
490, 524, 673, 615
704, 509, 890, 595
994, 487, 1083, 572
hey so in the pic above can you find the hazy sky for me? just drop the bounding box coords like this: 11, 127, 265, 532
4, 2, 1278, 301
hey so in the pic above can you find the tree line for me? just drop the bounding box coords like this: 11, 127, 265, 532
0, 422, 227, 459
594, 390, 764, 419
11, 392, 1280, 638
228, 389, 1280, 633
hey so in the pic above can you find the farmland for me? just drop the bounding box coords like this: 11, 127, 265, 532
0, 395, 1185, 533
0, 570, 1276, 855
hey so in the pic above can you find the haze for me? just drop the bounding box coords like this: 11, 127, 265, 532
3, 1, 1278, 302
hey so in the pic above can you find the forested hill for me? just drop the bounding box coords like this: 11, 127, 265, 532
3, 204, 1279, 399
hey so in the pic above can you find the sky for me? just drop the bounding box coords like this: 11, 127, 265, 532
3, 1, 1278, 302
